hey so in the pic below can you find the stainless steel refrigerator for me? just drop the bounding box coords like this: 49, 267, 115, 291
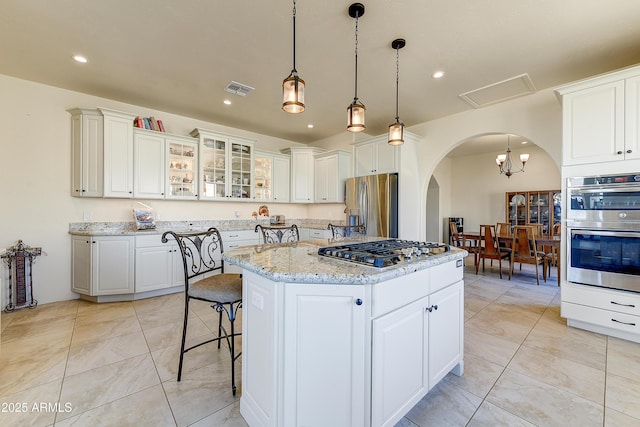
345, 173, 398, 238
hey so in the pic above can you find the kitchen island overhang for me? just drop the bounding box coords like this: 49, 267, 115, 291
223, 238, 467, 427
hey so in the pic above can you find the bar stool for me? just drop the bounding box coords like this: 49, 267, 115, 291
327, 223, 366, 238
255, 224, 299, 243
162, 227, 242, 395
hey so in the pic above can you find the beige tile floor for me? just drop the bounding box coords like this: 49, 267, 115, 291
1, 258, 639, 426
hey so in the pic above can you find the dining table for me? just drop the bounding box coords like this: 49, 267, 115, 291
462, 230, 561, 286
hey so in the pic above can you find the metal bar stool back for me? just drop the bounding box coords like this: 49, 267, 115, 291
327, 223, 366, 238
162, 227, 242, 395
255, 224, 300, 244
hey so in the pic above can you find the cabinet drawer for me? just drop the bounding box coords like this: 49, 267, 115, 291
225, 239, 258, 250
308, 228, 330, 239
371, 269, 429, 318
220, 229, 258, 242
562, 302, 640, 335
429, 260, 464, 293
136, 234, 165, 248
562, 284, 640, 316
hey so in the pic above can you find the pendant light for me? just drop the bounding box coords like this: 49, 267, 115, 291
388, 38, 406, 145
282, 0, 305, 113
347, 3, 366, 132
496, 134, 530, 178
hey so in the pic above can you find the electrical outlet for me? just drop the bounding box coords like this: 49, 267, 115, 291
83, 211, 91, 221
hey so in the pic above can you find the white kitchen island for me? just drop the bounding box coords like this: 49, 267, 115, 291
223, 238, 466, 427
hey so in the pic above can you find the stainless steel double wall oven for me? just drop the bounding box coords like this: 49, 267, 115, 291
567, 173, 640, 293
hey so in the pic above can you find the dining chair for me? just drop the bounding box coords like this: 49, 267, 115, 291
475, 224, 511, 278
509, 225, 547, 285
450, 221, 478, 265
327, 223, 366, 238
526, 223, 544, 238
162, 227, 243, 395
495, 222, 511, 237
255, 224, 300, 244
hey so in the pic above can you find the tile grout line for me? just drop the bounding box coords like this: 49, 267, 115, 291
463, 275, 560, 426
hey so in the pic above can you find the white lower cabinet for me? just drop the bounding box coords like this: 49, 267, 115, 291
135, 235, 184, 293
371, 280, 463, 427
71, 235, 135, 296
301, 227, 331, 240
283, 283, 366, 427
220, 229, 260, 274
372, 296, 428, 427
240, 260, 464, 427
562, 282, 640, 343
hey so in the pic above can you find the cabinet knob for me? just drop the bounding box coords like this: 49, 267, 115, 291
617, 151, 623, 155
627, 149, 633, 154
355, 298, 363, 306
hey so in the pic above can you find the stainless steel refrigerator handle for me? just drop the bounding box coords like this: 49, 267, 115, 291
360, 180, 368, 229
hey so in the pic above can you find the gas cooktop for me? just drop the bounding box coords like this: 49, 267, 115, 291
317, 239, 450, 268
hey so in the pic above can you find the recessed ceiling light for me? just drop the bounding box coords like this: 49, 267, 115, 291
307, 124, 314, 129
73, 55, 88, 63
223, 99, 232, 105
521, 141, 528, 144
432, 70, 444, 79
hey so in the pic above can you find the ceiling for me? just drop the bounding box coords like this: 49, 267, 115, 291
3, 1, 640, 146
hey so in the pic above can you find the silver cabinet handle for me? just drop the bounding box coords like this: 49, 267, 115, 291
611, 318, 636, 326
611, 301, 636, 308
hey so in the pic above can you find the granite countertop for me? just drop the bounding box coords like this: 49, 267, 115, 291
222, 238, 467, 285
68, 219, 341, 236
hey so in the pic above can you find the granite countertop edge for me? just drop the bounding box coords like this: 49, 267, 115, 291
223, 244, 467, 284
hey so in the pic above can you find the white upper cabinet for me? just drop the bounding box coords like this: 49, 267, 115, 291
133, 130, 166, 199
69, 108, 103, 197
624, 75, 640, 161
100, 108, 136, 198
314, 150, 351, 203
191, 128, 255, 201
354, 136, 398, 176
69, 108, 137, 198
254, 151, 290, 203
282, 147, 325, 203
556, 65, 640, 166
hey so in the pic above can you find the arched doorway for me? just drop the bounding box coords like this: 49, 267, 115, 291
425, 176, 439, 242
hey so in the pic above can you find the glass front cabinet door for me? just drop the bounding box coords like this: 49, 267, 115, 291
166, 136, 198, 199
191, 128, 254, 200
230, 141, 253, 199
200, 135, 228, 199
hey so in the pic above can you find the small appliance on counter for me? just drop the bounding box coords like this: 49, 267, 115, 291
270, 215, 285, 225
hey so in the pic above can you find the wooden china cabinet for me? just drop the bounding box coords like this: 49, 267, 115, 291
505, 190, 561, 235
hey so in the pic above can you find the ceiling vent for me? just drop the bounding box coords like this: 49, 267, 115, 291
224, 81, 255, 96
459, 73, 536, 108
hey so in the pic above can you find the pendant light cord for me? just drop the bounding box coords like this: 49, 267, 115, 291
292, 0, 297, 73
354, 11, 359, 100
395, 46, 400, 121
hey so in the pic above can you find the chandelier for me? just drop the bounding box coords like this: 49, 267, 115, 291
496, 134, 529, 178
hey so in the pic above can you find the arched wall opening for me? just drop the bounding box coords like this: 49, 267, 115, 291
424, 131, 561, 242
